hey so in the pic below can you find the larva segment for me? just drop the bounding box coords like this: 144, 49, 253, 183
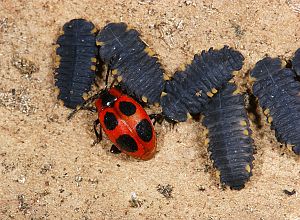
203, 82, 255, 190
251, 57, 300, 155
96, 22, 164, 105
54, 19, 97, 109
161, 46, 245, 122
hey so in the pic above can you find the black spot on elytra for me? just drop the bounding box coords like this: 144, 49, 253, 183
136, 119, 153, 142
119, 101, 136, 116
104, 112, 118, 130
116, 134, 138, 152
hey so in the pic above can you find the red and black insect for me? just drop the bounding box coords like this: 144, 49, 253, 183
54, 19, 98, 109
203, 82, 255, 190
251, 57, 300, 155
93, 86, 157, 160
96, 22, 165, 106
68, 69, 158, 160
160, 46, 245, 122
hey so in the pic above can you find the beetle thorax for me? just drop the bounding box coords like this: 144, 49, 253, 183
101, 90, 118, 107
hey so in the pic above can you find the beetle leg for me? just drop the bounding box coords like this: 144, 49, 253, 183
110, 145, 122, 154
150, 113, 178, 129
149, 113, 164, 125
82, 106, 97, 113
93, 119, 102, 142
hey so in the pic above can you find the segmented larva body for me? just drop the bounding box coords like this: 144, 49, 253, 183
96, 23, 164, 105
203, 82, 255, 189
161, 46, 244, 122
251, 57, 300, 155
54, 19, 97, 109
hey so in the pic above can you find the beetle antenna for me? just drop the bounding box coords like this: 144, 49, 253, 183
109, 77, 117, 89
105, 55, 116, 89
106, 55, 121, 89
67, 92, 102, 120
105, 65, 110, 89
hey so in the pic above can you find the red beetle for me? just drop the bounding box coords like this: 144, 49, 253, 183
93, 87, 157, 160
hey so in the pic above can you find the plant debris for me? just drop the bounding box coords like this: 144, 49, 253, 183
129, 192, 143, 208
17, 194, 30, 215
283, 189, 296, 196
11, 55, 39, 77
157, 184, 173, 199
0, 88, 36, 115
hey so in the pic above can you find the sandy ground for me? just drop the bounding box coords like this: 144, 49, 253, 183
0, 0, 300, 219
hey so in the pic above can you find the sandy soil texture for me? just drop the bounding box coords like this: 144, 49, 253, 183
0, 0, 299, 219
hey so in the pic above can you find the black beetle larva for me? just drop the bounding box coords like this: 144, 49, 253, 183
203, 82, 255, 189
160, 46, 244, 122
55, 19, 97, 109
